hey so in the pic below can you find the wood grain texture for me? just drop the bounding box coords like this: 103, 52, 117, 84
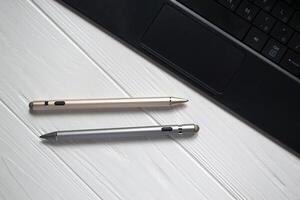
0, 0, 299, 199
0, 0, 232, 199
0, 101, 105, 200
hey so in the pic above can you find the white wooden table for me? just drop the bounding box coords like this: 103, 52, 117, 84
1, 0, 300, 199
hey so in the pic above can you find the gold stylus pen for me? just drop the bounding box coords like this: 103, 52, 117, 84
29, 97, 188, 111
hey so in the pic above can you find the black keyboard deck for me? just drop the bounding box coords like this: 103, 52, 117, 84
213, 0, 300, 78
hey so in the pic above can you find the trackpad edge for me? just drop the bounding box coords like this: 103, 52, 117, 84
140, 5, 245, 94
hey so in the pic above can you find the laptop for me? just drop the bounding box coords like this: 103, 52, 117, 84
61, 0, 300, 155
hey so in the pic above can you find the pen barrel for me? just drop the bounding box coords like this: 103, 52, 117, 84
30, 97, 180, 111
55, 124, 198, 140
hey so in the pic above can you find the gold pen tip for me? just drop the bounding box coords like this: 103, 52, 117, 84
171, 97, 189, 104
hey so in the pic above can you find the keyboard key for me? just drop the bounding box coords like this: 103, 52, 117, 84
218, 0, 241, 11
284, 0, 293, 5
262, 39, 287, 62
281, 50, 300, 76
288, 33, 300, 54
253, 11, 276, 33
271, 22, 293, 44
282, 1, 300, 9
244, 27, 268, 51
271, 1, 294, 23
289, 11, 300, 32
293, 1, 300, 10
236, 1, 259, 21
254, 0, 276, 11
178, 0, 251, 40
282, 1, 300, 10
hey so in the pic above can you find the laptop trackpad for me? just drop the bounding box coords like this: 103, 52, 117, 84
141, 5, 245, 94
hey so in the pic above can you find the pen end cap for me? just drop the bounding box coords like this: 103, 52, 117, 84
194, 124, 200, 133
29, 102, 33, 109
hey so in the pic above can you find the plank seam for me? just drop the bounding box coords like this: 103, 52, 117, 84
0, 100, 104, 200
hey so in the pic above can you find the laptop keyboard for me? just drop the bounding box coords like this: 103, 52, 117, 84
214, 0, 300, 78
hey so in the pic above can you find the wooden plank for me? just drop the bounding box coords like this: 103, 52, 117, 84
0, 0, 235, 199
30, 0, 300, 199
0, 101, 101, 200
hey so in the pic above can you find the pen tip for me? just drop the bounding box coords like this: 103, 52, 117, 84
40, 132, 57, 139
171, 97, 189, 105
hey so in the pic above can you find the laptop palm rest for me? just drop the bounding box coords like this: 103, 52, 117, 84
141, 5, 245, 94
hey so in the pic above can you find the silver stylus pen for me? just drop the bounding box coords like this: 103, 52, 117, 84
29, 97, 188, 111
40, 124, 199, 140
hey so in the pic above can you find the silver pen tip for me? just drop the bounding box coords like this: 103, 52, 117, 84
40, 132, 57, 139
